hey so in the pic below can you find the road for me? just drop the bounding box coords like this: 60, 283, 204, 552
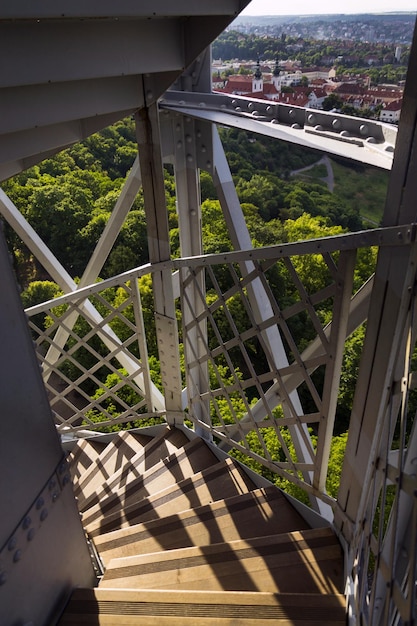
290, 155, 334, 192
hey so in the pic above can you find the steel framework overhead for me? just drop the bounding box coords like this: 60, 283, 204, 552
0, 2, 416, 625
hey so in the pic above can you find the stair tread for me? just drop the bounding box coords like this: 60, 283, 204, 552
93, 486, 310, 566
74, 431, 152, 505
68, 439, 107, 483
84, 457, 255, 537
81, 437, 218, 526
99, 527, 344, 594
76, 427, 188, 511
58, 588, 346, 625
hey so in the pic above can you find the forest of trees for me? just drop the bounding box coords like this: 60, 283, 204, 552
2, 116, 390, 501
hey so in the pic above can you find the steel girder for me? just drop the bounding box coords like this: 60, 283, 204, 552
0, 1, 250, 181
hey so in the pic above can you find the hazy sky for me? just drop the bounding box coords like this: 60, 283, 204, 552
241, 0, 417, 15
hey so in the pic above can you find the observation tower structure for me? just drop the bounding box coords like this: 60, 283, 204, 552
0, 2, 416, 624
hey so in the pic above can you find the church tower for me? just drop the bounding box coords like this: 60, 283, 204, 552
252, 58, 263, 93
272, 57, 282, 92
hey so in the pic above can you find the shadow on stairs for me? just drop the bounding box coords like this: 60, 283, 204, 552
58, 426, 347, 625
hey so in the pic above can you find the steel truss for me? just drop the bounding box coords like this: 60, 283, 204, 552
0, 13, 417, 626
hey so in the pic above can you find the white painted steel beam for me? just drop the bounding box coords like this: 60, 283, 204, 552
0, 111, 134, 181
211, 127, 332, 519
136, 104, 183, 419
0, 21, 184, 88
173, 116, 210, 436
40, 157, 143, 386
1, 1, 248, 19
81, 157, 142, 287
0, 187, 165, 412
0, 77, 144, 136
336, 22, 417, 543
161, 92, 396, 170
0, 3, 250, 178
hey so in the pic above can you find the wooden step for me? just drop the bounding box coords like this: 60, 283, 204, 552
100, 528, 344, 594
76, 426, 189, 512
93, 486, 310, 566
74, 430, 152, 506
68, 438, 107, 484
85, 457, 255, 538
81, 437, 218, 527
58, 588, 347, 625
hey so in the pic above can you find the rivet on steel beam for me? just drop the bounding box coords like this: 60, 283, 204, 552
58, 462, 66, 475
248, 102, 254, 110
206, 160, 212, 169
48, 479, 56, 491
146, 90, 153, 100
190, 210, 197, 217
22, 516, 31, 530
62, 474, 70, 487
51, 492, 59, 503
197, 130, 202, 138
27, 528, 36, 542
289, 109, 297, 119
201, 145, 206, 153
13, 550, 22, 563
235, 107, 242, 112
359, 124, 369, 136
36, 497, 44, 510
176, 124, 181, 132
186, 154, 193, 163
308, 113, 316, 125
176, 140, 183, 149
332, 118, 341, 130
0, 571, 7, 586
340, 130, 351, 137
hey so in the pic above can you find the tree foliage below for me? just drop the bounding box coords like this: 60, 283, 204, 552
7, 115, 386, 502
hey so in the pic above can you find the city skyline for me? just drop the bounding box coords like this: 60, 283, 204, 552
241, 0, 417, 16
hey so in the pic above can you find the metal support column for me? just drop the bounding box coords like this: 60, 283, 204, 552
335, 24, 417, 624
136, 102, 183, 422
173, 115, 210, 437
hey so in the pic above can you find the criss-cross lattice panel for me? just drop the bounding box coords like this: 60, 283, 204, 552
25, 272, 164, 433
347, 295, 417, 625
179, 237, 365, 501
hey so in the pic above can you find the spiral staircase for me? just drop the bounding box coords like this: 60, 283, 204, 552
57, 426, 346, 625
1, 2, 417, 625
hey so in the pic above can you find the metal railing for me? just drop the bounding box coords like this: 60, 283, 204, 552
25, 224, 410, 486
25, 222, 417, 623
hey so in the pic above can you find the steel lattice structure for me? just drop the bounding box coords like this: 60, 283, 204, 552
0, 2, 416, 624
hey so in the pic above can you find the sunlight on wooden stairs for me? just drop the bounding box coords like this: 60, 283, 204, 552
58, 426, 346, 625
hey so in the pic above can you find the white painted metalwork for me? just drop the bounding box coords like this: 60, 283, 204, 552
161, 91, 397, 170
2, 2, 417, 623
